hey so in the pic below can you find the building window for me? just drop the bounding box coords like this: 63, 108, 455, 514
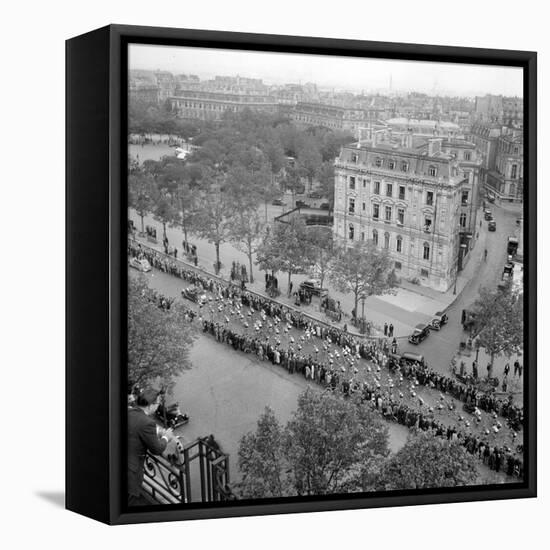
386, 183, 393, 197
361, 232, 365, 241
424, 217, 432, 232
421, 268, 429, 278
397, 208, 405, 225
401, 162, 408, 172
428, 166, 437, 177
511, 164, 518, 179
513, 147, 519, 155
396, 235, 403, 253
349, 224, 354, 240
375, 158, 382, 167
374, 181, 380, 194
388, 160, 395, 170
423, 243, 430, 260
385, 206, 392, 221
426, 191, 434, 206
373, 229, 378, 245
460, 213, 467, 227
362, 179, 367, 188
362, 202, 366, 211
384, 232, 390, 249
373, 203, 380, 219
464, 151, 471, 161
348, 198, 355, 214
351, 153, 358, 163
461, 191, 469, 206
399, 185, 406, 200
349, 176, 356, 189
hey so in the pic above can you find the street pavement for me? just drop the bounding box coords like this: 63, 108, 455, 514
128, 143, 524, 381
129, 198, 523, 382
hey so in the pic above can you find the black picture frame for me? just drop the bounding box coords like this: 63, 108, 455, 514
66, 24, 537, 525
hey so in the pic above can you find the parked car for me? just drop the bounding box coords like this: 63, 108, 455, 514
271, 198, 284, 206
129, 257, 151, 272
507, 236, 519, 256
299, 279, 328, 298
484, 209, 493, 221
488, 220, 497, 231
408, 323, 430, 345
461, 309, 477, 332
296, 200, 310, 208
430, 311, 449, 330
181, 287, 207, 305
319, 202, 330, 210
308, 191, 323, 199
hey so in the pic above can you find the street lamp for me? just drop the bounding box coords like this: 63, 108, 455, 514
360, 293, 367, 334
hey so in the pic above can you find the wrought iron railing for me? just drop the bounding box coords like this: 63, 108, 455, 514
141, 436, 236, 504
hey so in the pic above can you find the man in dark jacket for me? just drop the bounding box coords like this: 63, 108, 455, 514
128, 388, 173, 506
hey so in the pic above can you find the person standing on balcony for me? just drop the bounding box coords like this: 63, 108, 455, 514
128, 388, 173, 506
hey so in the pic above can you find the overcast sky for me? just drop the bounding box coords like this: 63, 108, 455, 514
129, 44, 523, 97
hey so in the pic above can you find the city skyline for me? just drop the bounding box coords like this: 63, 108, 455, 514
129, 44, 523, 98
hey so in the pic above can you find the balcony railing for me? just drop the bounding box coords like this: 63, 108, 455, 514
141, 436, 235, 505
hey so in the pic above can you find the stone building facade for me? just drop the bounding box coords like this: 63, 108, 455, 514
487, 130, 524, 202
169, 90, 279, 121
333, 133, 480, 292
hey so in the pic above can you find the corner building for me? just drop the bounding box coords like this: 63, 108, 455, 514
333, 131, 481, 292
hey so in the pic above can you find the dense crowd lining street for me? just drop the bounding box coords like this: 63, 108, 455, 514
129, 240, 524, 481
128, 193, 522, 383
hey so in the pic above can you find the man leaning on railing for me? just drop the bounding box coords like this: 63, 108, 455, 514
128, 387, 175, 506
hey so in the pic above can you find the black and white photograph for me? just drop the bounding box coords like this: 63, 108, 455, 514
125, 42, 529, 508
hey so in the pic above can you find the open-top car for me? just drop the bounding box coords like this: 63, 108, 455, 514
430, 311, 448, 330
181, 286, 207, 305
408, 323, 430, 344
129, 257, 152, 272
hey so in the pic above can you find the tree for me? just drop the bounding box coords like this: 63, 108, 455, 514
176, 181, 198, 246
378, 431, 480, 490
237, 407, 290, 498
317, 161, 335, 214
328, 241, 396, 319
237, 390, 389, 499
127, 275, 195, 390
470, 285, 524, 370
256, 217, 311, 292
305, 225, 335, 291
296, 137, 322, 194
281, 164, 303, 209
153, 193, 178, 242
229, 208, 265, 284
128, 172, 156, 233
193, 171, 233, 274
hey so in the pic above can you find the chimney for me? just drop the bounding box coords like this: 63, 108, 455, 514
428, 138, 442, 157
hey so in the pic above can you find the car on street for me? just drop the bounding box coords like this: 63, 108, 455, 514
181, 286, 207, 305
271, 198, 284, 206
308, 191, 323, 199
486, 193, 495, 203
507, 236, 519, 256
129, 257, 152, 272
296, 200, 310, 208
488, 220, 497, 231
408, 323, 430, 345
484, 209, 493, 221
319, 202, 330, 210
299, 279, 328, 298
429, 311, 449, 330
461, 309, 477, 331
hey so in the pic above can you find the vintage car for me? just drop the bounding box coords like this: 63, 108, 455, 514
488, 220, 497, 231
390, 351, 426, 367
271, 198, 284, 206
408, 323, 430, 345
181, 286, 207, 305
484, 209, 494, 221
430, 311, 449, 330
319, 202, 330, 210
461, 309, 477, 332
299, 279, 329, 298
155, 401, 189, 430
129, 257, 152, 272
486, 193, 495, 203
295, 200, 310, 209
507, 236, 519, 256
